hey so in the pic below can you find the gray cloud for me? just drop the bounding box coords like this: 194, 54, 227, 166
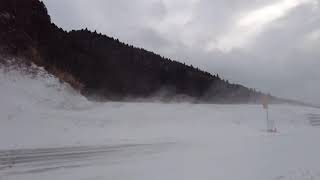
42, 0, 320, 104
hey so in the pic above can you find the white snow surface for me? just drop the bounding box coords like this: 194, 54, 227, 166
1, 65, 320, 180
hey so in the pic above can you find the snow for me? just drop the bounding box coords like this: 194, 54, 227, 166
1, 65, 320, 180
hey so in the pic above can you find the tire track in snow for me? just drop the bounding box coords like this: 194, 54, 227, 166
0, 142, 175, 175
306, 113, 320, 126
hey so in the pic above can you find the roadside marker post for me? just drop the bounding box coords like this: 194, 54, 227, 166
262, 96, 276, 133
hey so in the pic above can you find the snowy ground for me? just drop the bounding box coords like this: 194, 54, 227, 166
1, 66, 320, 180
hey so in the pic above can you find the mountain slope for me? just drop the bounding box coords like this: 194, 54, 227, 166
0, 0, 270, 103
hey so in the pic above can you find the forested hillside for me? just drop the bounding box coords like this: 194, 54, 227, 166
0, 0, 271, 103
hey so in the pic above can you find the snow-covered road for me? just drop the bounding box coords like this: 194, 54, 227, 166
1, 66, 320, 180
0, 142, 175, 176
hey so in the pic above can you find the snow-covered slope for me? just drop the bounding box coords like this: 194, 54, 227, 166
0, 61, 93, 148
1, 62, 320, 180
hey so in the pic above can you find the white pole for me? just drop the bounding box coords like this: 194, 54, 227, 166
266, 108, 269, 132
266, 108, 272, 131
266, 107, 276, 133
267, 108, 268, 122
262, 95, 274, 132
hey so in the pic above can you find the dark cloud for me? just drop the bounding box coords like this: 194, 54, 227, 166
42, 0, 320, 104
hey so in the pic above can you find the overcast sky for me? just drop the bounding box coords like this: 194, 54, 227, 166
42, 0, 320, 104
